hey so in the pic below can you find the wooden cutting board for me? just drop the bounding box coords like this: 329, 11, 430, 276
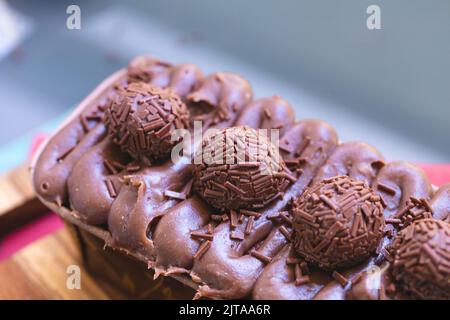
0, 163, 48, 235
0, 228, 126, 299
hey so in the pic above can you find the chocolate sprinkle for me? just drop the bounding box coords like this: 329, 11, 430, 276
164, 190, 187, 200
231, 230, 245, 241
332, 270, 349, 287
191, 231, 214, 241
105, 178, 117, 198
194, 240, 212, 260
245, 216, 255, 235
393, 197, 433, 229
279, 226, 291, 241
250, 250, 272, 264
377, 182, 397, 196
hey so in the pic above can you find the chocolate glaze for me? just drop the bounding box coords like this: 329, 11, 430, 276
32, 56, 449, 300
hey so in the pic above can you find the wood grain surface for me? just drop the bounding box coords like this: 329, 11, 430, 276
0, 163, 47, 235
0, 228, 125, 299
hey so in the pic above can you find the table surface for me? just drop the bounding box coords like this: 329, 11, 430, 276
0, 228, 125, 299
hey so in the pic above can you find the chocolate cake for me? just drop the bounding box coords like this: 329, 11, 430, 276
32, 55, 450, 300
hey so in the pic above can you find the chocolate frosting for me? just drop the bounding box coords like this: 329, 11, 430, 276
373, 161, 432, 219
128, 56, 203, 99
67, 138, 129, 225
235, 96, 295, 136
188, 72, 252, 129
431, 184, 450, 222
32, 55, 449, 300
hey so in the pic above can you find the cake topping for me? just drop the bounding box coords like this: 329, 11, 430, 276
104, 82, 190, 163
389, 219, 450, 300
188, 73, 252, 129
388, 197, 433, 229
292, 175, 386, 270
431, 183, 450, 222
127, 55, 171, 84
193, 126, 291, 211
313, 142, 385, 186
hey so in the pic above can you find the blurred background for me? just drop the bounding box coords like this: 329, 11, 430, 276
1, 0, 449, 173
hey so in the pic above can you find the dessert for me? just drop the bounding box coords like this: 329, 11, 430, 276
389, 219, 450, 300
292, 175, 385, 270
32, 55, 450, 300
104, 82, 190, 164
193, 126, 291, 211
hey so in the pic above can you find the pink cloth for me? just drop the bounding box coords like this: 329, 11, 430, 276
0, 213, 63, 261
0, 133, 449, 262
0, 134, 64, 262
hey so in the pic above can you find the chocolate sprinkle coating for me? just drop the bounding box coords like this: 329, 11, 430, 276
391, 197, 433, 229
390, 219, 450, 300
193, 126, 290, 211
104, 82, 190, 163
292, 175, 385, 270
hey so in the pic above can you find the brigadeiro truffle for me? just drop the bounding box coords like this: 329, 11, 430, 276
389, 219, 450, 300
292, 175, 385, 270
193, 126, 293, 211
104, 82, 190, 163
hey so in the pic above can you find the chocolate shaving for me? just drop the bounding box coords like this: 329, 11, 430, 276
250, 250, 272, 264
193, 240, 211, 260
230, 210, 238, 229
332, 270, 349, 287
245, 216, 255, 235
231, 230, 245, 241
279, 226, 291, 241
80, 115, 90, 133
191, 231, 214, 241
104, 159, 118, 175
240, 209, 261, 219
105, 178, 117, 198
57, 146, 75, 162
377, 182, 396, 196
